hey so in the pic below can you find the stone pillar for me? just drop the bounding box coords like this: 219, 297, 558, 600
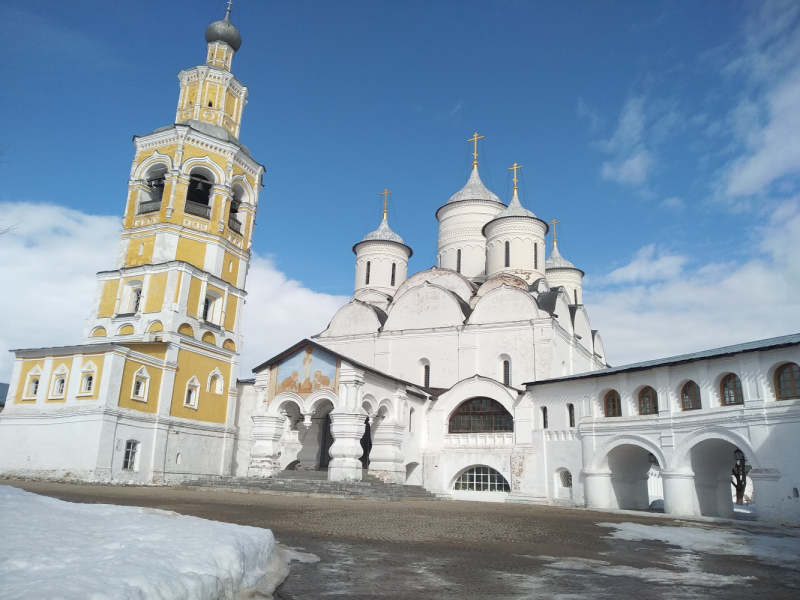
328, 413, 366, 482
662, 469, 699, 517
368, 422, 405, 484
248, 414, 285, 478
583, 469, 612, 509
750, 468, 782, 523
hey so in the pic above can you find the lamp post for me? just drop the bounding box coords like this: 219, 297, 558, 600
732, 448, 751, 505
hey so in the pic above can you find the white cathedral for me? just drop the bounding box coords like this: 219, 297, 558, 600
3, 8, 800, 526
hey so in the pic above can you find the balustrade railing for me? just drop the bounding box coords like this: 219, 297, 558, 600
184, 200, 211, 219
137, 200, 161, 214
228, 217, 242, 234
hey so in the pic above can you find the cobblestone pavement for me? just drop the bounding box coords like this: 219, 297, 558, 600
5, 481, 800, 599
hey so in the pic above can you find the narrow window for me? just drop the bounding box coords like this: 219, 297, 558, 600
203, 297, 212, 321
505, 241, 510, 268
131, 288, 142, 313
775, 363, 800, 399
185, 377, 200, 408
721, 374, 744, 405
503, 360, 510, 386
185, 387, 196, 407
574, 289, 578, 304
391, 263, 396, 287
138, 243, 144, 256
638, 386, 659, 415
133, 378, 145, 398
605, 390, 622, 417
681, 381, 702, 410
228, 260, 233, 272
365, 261, 371, 285
82, 374, 93, 393
568, 403, 575, 428
456, 249, 462, 273
54, 378, 65, 395
29, 378, 39, 396
208, 101, 213, 107
409, 407, 414, 432
122, 441, 139, 471
542, 406, 548, 429
534, 243, 538, 270
423, 364, 430, 388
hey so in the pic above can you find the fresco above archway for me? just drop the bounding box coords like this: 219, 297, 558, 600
275, 344, 338, 397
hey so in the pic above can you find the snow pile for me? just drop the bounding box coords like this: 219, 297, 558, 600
0, 485, 312, 599
599, 522, 800, 569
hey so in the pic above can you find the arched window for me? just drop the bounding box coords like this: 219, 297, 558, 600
681, 381, 701, 410
50, 365, 68, 398
187, 173, 212, 207
541, 406, 548, 429
203, 296, 212, 320
454, 466, 510, 492
638, 386, 659, 415
503, 360, 510, 386
573, 289, 578, 304
423, 364, 430, 388
560, 470, 573, 488
81, 374, 93, 393
185, 376, 200, 408
53, 377, 66, 396
504, 241, 510, 267
456, 249, 462, 273
604, 390, 621, 417
29, 377, 39, 396
534, 243, 538, 270
568, 403, 575, 428
130, 288, 143, 313
775, 363, 800, 400
721, 374, 744, 406
409, 407, 414, 432
365, 261, 371, 285
391, 263, 396, 286
449, 398, 513, 433
131, 366, 149, 402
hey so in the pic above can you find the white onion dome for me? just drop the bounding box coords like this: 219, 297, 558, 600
206, 11, 242, 52
482, 189, 548, 235
546, 243, 584, 275
353, 215, 413, 256
447, 167, 502, 204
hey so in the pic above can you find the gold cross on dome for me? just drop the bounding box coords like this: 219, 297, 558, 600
508, 162, 522, 191
380, 188, 392, 219
550, 219, 560, 247
468, 132, 484, 168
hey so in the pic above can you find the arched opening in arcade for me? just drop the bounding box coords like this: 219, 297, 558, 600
601, 444, 664, 511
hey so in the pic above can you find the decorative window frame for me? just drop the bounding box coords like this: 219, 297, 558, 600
77, 362, 97, 397
775, 362, 800, 400
131, 366, 150, 402
22, 366, 42, 401
604, 390, 622, 417
49, 364, 69, 400
207, 367, 224, 394
122, 440, 140, 471
184, 376, 200, 410
201, 290, 223, 325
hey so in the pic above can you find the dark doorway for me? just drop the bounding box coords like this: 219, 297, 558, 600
319, 414, 334, 469
360, 417, 371, 468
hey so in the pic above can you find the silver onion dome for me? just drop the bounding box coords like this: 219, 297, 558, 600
205, 7, 242, 52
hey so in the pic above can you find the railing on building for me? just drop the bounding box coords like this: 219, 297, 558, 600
444, 432, 514, 447
228, 217, 242, 234
203, 321, 222, 332
137, 200, 162, 214
185, 200, 211, 219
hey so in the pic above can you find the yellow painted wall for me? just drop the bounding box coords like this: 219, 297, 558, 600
187, 276, 201, 318
170, 348, 232, 424
201, 331, 217, 345
98, 280, 119, 318
176, 237, 206, 271
77, 355, 103, 400
221, 252, 239, 286
144, 272, 168, 313
15, 359, 45, 403
121, 343, 168, 361
125, 235, 156, 267
224, 297, 237, 332
118, 324, 135, 335
118, 358, 162, 413
178, 323, 195, 336
148, 321, 164, 332
91, 327, 107, 338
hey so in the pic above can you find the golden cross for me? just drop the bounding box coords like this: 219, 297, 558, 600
508, 162, 522, 191
380, 188, 392, 219
550, 219, 560, 247
468, 132, 484, 168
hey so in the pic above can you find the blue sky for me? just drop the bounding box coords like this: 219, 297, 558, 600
2, 1, 800, 377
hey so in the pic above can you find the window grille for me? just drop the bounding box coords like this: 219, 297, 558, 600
503, 360, 510, 386
449, 398, 513, 433
681, 381, 701, 410
605, 390, 621, 417
456, 249, 462, 273
423, 364, 430, 388
776, 363, 800, 399
365, 261, 371, 285
505, 241, 510, 268
638, 386, 659, 415
568, 403, 575, 428
131, 289, 142, 313
721, 374, 744, 405
391, 263, 396, 286
542, 406, 548, 429
122, 441, 139, 471
453, 466, 510, 492
561, 471, 573, 488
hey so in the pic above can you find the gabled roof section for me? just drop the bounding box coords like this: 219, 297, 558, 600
524, 333, 800, 386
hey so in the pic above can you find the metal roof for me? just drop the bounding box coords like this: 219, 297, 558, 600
524, 333, 800, 386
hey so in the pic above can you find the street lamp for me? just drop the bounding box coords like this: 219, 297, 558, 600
732, 448, 751, 505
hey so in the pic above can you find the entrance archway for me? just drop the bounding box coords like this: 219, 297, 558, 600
685, 438, 740, 518
604, 444, 661, 510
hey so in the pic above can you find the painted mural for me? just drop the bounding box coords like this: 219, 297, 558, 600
276, 345, 338, 397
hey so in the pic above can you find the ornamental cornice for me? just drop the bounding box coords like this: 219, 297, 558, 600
438, 226, 486, 242
486, 219, 546, 238
356, 243, 410, 258
120, 222, 250, 260
97, 259, 247, 297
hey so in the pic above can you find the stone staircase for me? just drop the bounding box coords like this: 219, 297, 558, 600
180, 469, 450, 501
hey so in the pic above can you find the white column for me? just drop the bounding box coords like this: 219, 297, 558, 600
583, 469, 612, 509
750, 468, 782, 523
662, 469, 699, 517
368, 422, 405, 484
327, 413, 366, 482
248, 415, 285, 478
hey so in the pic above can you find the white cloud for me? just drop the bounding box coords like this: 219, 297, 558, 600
0, 202, 347, 382
586, 200, 800, 366
600, 97, 654, 186
659, 196, 685, 212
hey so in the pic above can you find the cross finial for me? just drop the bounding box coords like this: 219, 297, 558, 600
508, 162, 522, 192
225, 0, 234, 20
380, 188, 392, 219
468, 132, 484, 169
550, 219, 560, 248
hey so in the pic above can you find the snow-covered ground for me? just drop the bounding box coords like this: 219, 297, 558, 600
0, 485, 317, 599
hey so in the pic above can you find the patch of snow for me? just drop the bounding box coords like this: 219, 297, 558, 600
598, 521, 800, 569
0, 485, 317, 599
